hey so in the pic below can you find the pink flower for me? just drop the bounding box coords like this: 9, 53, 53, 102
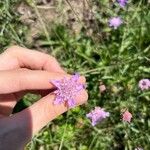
86, 107, 110, 126
135, 147, 143, 150
99, 84, 106, 93
134, 147, 143, 150
122, 110, 132, 123
138, 79, 150, 90
50, 73, 85, 108
109, 17, 123, 29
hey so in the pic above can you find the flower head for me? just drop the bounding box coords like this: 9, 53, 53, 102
135, 147, 143, 150
99, 84, 106, 93
109, 17, 123, 29
122, 110, 132, 123
51, 73, 84, 108
117, 0, 128, 7
138, 79, 150, 91
86, 107, 110, 126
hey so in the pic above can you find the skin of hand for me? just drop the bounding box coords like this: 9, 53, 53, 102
0, 46, 88, 150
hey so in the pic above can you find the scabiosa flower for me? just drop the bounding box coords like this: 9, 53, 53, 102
86, 107, 110, 126
50, 73, 84, 108
109, 17, 123, 29
122, 110, 132, 123
117, 0, 128, 7
135, 147, 143, 150
138, 79, 150, 91
99, 84, 106, 93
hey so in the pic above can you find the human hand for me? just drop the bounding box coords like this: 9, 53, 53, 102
0, 46, 88, 150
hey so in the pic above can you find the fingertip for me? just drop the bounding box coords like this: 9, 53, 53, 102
76, 89, 88, 105
79, 76, 86, 83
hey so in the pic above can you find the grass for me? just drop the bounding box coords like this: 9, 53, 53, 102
0, 0, 150, 149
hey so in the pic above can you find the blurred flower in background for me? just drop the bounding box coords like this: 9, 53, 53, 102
99, 83, 106, 93
117, 0, 128, 7
122, 110, 132, 123
138, 79, 150, 91
134, 147, 143, 150
87, 107, 110, 126
109, 17, 123, 29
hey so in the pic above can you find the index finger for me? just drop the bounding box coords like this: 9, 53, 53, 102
0, 46, 65, 73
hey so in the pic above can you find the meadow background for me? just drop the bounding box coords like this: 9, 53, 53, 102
0, 0, 150, 149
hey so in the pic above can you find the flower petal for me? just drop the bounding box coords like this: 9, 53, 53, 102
54, 97, 63, 105
71, 73, 80, 82
50, 80, 61, 88
76, 84, 84, 91
68, 99, 76, 108
86, 113, 92, 118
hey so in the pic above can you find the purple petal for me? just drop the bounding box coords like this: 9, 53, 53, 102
54, 97, 63, 105
86, 113, 92, 118
54, 90, 58, 94
104, 112, 110, 118
71, 73, 80, 82
50, 80, 61, 88
117, 0, 128, 7
91, 121, 96, 126
76, 84, 84, 91
68, 99, 76, 108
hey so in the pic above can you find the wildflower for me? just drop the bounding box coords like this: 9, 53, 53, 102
99, 84, 106, 93
138, 79, 150, 91
86, 107, 110, 126
135, 147, 143, 150
50, 73, 85, 108
109, 17, 123, 29
117, 0, 128, 7
122, 110, 132, 123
